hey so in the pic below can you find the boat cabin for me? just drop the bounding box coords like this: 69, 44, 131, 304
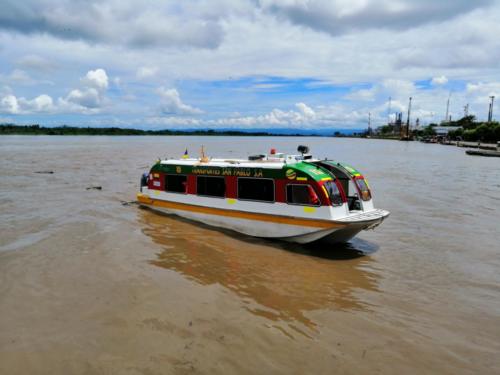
141, 151, 373, 213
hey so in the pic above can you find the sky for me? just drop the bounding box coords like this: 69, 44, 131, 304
1, 0, 500, 130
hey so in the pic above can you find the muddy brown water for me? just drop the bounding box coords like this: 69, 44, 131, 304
1, 136, 499, 374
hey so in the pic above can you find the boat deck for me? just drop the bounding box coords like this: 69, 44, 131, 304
160, 158, 302, 169
335, 209, 390, 223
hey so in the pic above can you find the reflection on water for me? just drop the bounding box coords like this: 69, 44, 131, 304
139, 209, 381, 336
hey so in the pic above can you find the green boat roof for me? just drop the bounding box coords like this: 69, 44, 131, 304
319, 160, 362, 177
288, 162, 332, 181
150, 160, 333, 182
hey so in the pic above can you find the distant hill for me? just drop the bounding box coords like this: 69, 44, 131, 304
170, 127, 363, 136
0, 124, 364, 137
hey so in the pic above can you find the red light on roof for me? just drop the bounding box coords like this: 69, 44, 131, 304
270, 148, 276, 154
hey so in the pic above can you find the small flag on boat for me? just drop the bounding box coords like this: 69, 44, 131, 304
182, 148, 189, 159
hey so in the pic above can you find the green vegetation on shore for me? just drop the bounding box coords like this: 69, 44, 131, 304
376, 115, 500, 142
0, 124, 301, 137
444, 116, 500, 142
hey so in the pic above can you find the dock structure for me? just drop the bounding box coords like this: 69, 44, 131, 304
458, 142, 498, 150
465, 142, 500, 157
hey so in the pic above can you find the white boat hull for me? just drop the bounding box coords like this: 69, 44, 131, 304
137, 194, 389, 244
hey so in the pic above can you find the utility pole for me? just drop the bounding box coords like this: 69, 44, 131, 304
445, 94, 451, 124
368, 112, 371, 136
464, 104, 469, 118
488, 96, 495, 122
387, 96, 392, 124
406, 96, 412, 138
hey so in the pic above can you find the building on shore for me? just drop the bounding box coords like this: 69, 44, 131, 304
393, 113, 403, 135
433, 126, 462, 137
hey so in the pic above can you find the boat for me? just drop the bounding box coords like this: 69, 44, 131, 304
137, 146, 390, 244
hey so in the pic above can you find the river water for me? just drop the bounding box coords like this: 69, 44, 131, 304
1, 136, 499, 374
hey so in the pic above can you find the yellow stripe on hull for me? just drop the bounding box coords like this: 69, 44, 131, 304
137, 193, 345, 229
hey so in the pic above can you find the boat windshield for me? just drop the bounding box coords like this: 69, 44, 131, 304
355, 178, 371, 201
323, 180, 343, 206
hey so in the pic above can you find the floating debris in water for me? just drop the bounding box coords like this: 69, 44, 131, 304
120, 200, 137, 206
34, 170, 54, 174
86, 186, 102, 190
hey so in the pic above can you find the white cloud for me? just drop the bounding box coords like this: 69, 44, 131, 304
381, 79, 417, 95
136, 66, 158, 79
16, 54, 56, 72
0, 0, 226, 49
0, 95, 19, 114
113, 77, 121, 87
260, 0, 493, 36
82, 69, 109, 90
295, 102, 316, 119
9, 69, 32, 84
0, 69, 53, 86
344, 87, 377, 101
64, 88, 101, 109
157, 87, 203, 115
0, 93, 55, 114
465, 82, 500, 112
0, 116, 14, 123
210, 102, 354, 128
0, 85, 13, 96
251, 83, 286, 90
344, 79, 416, 107
147, 116, 202, 127
59, 68, 109, 112
466, 82, 500, 97
0, 68, 110, 114
432, 75, 448, 85
28, 94, 54, 112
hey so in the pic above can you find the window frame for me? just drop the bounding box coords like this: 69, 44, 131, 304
322, 180, 344, 207
196, 175, 226, 199
164, 173, 188, 194
285, 183, 321, 207
354, 178, 372, 201
236, 177, 275, 203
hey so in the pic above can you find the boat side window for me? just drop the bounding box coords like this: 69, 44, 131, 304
323, 180, 343, 206
197, 176, 225, 198
237, 178, 274, 202
165, 174, 187, 193
355, 178, 371, 201
286, 184, 320, 206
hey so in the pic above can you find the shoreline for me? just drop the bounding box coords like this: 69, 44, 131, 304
0, 124, 357, 137
2, 126, 497, 150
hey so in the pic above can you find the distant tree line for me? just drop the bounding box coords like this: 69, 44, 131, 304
0, 124, 305, 137
443, 115, 500, 142
377, 115, 500, 142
